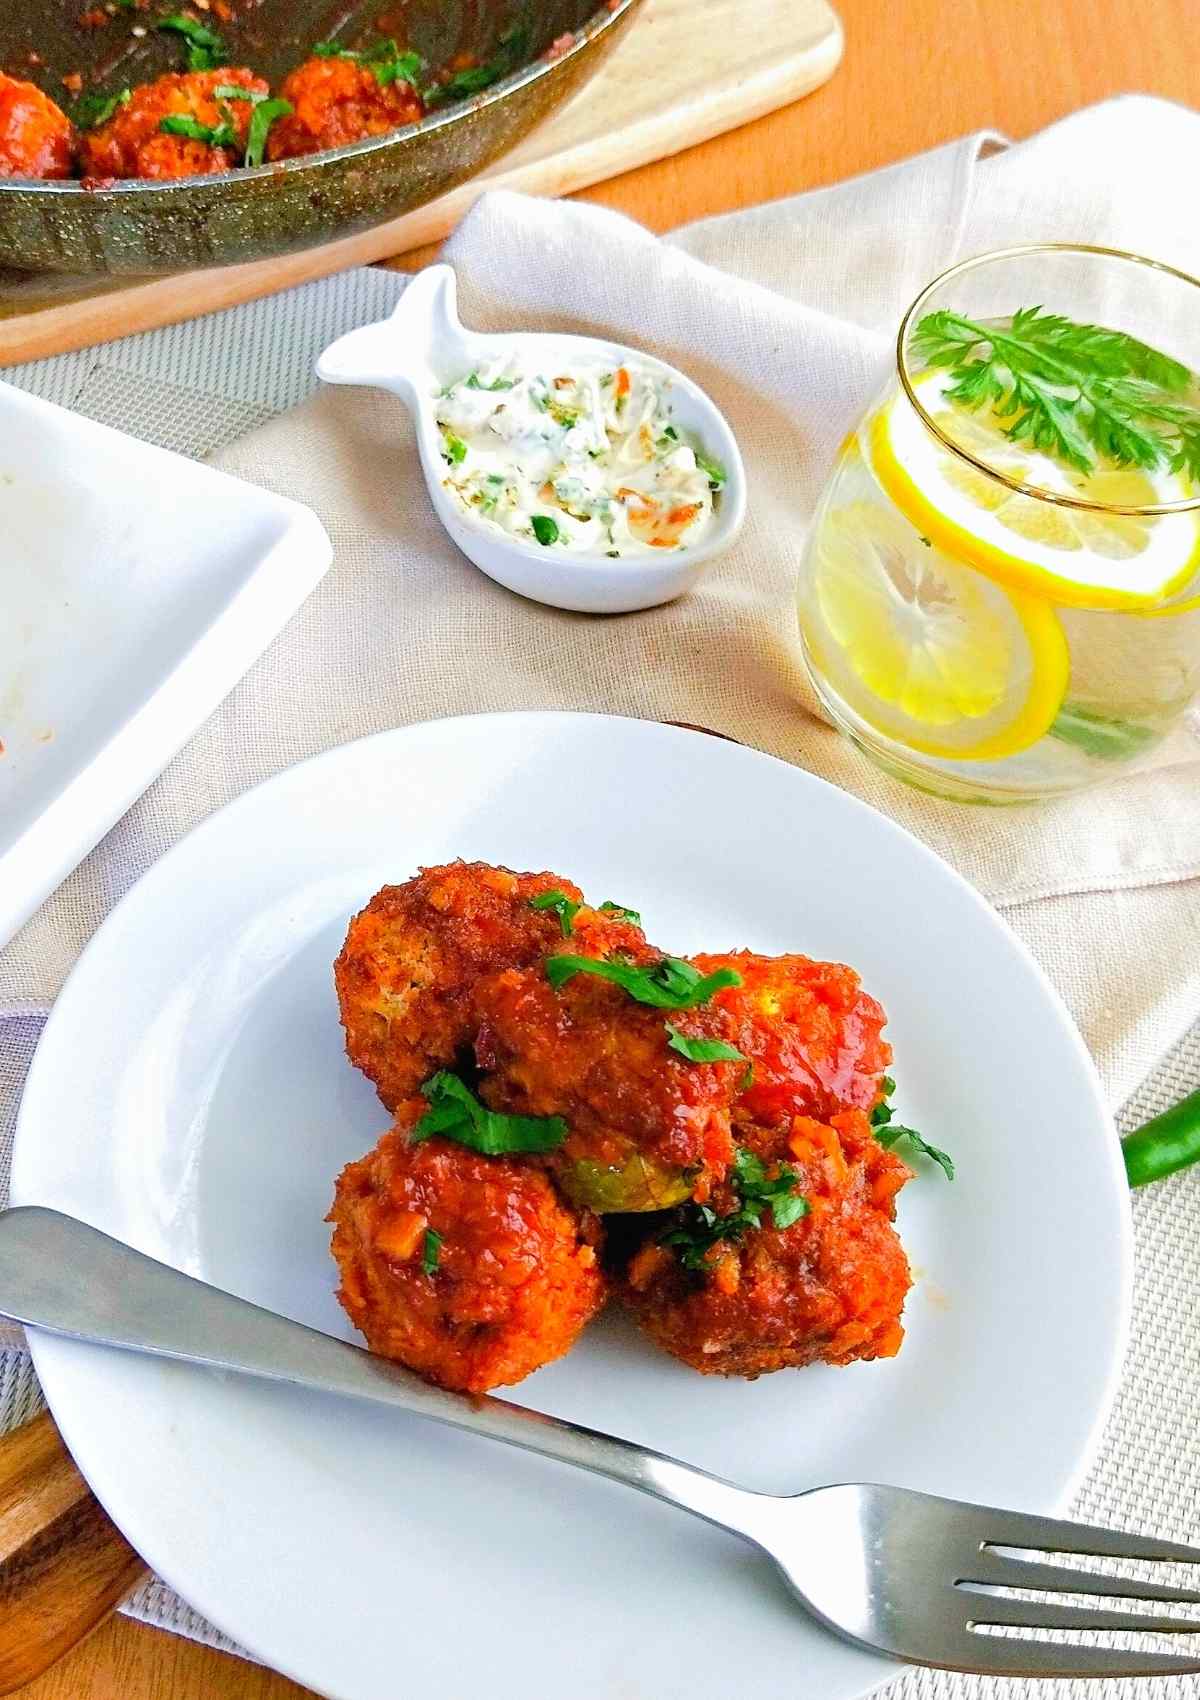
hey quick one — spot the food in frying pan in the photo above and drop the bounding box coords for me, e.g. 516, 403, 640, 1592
329, 1103, 605, 1395
78, 67, 269, 180
264, 52, 425, 162
1, 13, 542, 181
0, 71, 75, 179
330, 862, 952, 1392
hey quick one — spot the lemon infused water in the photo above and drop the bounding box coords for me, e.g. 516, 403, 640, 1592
797, 246, 1200, 802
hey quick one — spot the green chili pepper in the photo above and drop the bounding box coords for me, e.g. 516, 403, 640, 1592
1122, 1087, 1200, 1187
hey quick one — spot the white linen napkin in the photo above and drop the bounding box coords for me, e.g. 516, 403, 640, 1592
0, 96, 1198, 1690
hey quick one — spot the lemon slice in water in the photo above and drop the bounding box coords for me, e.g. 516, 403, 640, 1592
802, 501, 1068, 761
870, 372, 1200, 610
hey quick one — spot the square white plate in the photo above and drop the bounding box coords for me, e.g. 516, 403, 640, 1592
0, 380, 331, 951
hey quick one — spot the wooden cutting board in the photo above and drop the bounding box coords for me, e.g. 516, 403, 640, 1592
0, 0, 841, 365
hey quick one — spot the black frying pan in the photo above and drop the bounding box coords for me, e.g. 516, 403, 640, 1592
0, 0, 638, 274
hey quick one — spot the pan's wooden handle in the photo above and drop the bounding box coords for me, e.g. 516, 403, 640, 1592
0, 1410, 149, 1694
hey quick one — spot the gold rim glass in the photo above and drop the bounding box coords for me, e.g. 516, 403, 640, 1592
896, 243, 1200, 517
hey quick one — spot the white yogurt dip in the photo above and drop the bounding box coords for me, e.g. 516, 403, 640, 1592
433, 355, 724, 556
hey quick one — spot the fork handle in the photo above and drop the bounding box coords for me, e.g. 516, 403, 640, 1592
0, 1208, 772, 1549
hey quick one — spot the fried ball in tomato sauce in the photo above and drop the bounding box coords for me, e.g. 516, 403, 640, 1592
329, 1110, 605, 1392
78, 68, 268, 180
693, 951, 891, 1135
266, 57, 423, 161
334, 862, 648, 1114
474, 963, 737, 1213
0, 74, 74, 179
621, 1109, 911, 1377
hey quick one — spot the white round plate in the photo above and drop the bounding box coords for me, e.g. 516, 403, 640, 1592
12, 713, 1131, 1700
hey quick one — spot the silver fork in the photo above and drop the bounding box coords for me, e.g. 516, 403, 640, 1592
2, 1204, 1198, 1679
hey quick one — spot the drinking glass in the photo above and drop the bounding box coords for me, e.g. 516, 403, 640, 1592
797, 244, 1200, 802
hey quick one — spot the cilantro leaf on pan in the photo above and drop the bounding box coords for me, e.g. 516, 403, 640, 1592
158, 14, 226, 71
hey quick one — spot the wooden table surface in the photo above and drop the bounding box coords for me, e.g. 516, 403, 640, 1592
14, 0, 1196, 1694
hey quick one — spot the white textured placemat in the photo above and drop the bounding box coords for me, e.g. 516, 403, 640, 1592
2, 99, 1200, 1695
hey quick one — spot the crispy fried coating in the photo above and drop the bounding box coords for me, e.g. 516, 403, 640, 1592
474, 965, 737, 1211
0, 73, 75, 179
329, 1107, 605, 1393
266, 57, 423, 161
334, 862, 647, 1114
621, 1109, 912, 1376
692, 951, 892, 1136
78, 68, 267, 180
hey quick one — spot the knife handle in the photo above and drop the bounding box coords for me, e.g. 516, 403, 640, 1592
0, 1410, 148, 1694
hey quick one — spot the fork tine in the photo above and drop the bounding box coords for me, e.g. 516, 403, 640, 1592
979, 1507, 1200, 1565
964, 1549, 1200, 1604
962, 1591, 1200, 1636
943, 1632, 1200, 1679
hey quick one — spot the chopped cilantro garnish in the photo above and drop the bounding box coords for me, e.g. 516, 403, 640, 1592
420, 1228, 442, 1275
545, 954, 740, 1010
695, 450, 727, 489
871, 1077, 954, 1179
313, 38, 424, 88
72, 86, 131, 129
412, 1072, 567, 1155
374, 49, 424, 88
599, 900, 641, 926
531, 514, 560, 546
157, 14, 226, 70
466, 371, 517, 391
876, 1122, 955, 1180
244, 98, 293, 167
869, 1076, 897, 1125
441, 428, 468, 465
529, 889, 580, 937
660, 1145, 809, 1269
159, 112, 238, 147
428, 25, 529, 101
664, 1023, 746, 1065
213, 84, 266, 103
